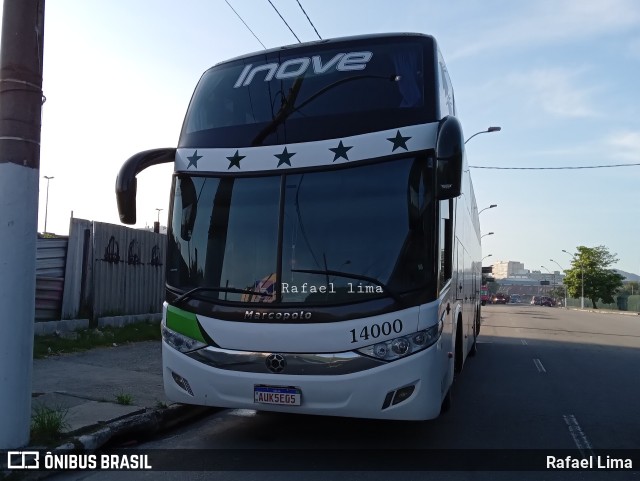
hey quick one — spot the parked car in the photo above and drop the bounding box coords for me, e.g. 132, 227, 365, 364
492, 293, 508, 304
531, 296, 554, 307
509, 294, 521, 304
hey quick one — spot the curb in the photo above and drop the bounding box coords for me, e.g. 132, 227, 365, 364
4, 404, 213, 481
567, 307, 640, 316
73, 403, 212, 450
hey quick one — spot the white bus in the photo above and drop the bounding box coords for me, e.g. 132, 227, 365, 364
116, 33, 482, 420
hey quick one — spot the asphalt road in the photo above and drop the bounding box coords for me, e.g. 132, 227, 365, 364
49, 304, 640, 480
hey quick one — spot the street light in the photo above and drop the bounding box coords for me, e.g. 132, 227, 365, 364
154, 208, 164, 234
43, 175, 54, 234
479, 204, 497, 215
482, 254, 492, 262
464, 126, 502, 144
550, 258, 568, 308
481, 232, 494, 239
562, 249, 584, 309
549, 259, 564, 271
541, 265, 555, 292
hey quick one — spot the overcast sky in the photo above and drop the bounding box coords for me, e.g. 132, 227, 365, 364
1, 0, 639, 274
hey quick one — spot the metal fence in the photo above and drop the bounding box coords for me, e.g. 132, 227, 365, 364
35, 237, 68, 320
59, 218, 166, 322
490, 280, 640, 313
565, 295, 640, 312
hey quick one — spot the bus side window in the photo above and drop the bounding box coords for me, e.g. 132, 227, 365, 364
439, 199, 453, 290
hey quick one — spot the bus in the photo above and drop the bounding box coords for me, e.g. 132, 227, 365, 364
481, 285, 490, 305
116, 33, 482, 420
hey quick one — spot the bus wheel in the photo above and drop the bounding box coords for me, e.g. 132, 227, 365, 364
469, 317, 478, 357
454, 317, 463, 374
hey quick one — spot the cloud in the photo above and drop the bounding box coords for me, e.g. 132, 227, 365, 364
448, 0, 640, 60
507, 67, 599, 118
607, 131, 640, 161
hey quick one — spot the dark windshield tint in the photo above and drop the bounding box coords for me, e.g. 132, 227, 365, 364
167, 157, 436, 306
179, 38, 436, 148
167, 176, 281, 301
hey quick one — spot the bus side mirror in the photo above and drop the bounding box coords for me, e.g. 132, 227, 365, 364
436, 116, 464, 200
116, 148, 176, 224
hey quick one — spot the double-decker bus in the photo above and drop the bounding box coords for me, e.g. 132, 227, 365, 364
116, 33, 482, 420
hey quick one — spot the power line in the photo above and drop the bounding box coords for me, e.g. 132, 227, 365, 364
296, 0, 322, 40
224, 0, 267, 49
267, 0, 301, 43
470, 163, 640, 170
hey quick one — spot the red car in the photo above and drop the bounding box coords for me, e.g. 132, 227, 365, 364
491, 293, 508, 304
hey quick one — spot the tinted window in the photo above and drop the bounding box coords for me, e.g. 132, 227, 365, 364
179, 38, 437, 148
167, 157, 437, 306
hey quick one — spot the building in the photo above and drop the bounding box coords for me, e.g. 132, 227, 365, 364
491, 261, 527, 279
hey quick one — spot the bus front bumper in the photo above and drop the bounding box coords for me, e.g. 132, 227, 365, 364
162, 340, 449, 421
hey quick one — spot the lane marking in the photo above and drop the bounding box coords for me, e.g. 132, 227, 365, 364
563, 414, 594, 457
521, 339, 528, 346
533, 358, 546, 373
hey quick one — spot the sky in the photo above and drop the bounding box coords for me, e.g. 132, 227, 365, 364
1, 0, 639, 275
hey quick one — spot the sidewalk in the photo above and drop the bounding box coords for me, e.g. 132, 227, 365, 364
30, 340, 210, 450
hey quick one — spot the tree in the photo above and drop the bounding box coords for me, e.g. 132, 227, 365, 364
488, 281, 500, 295
563, 246, 624, 309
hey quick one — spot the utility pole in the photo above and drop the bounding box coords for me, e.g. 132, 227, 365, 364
0, 0, 46, 448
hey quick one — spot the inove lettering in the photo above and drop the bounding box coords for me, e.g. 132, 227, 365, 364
234, 51, 373, 88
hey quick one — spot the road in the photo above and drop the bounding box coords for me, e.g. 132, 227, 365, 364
50, 304, 640, 480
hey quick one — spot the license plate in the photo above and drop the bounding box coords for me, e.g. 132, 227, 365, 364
254, 385, 301, 406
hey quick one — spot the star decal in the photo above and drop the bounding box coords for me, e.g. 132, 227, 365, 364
275, 147, 296, 167
387, 130, 411, 152
329, 141, 353, 162
226, 150, 245, 170
187, 150, 202, 169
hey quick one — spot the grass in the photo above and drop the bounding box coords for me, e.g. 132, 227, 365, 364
31, 404, 69, 445
115, 392, 134, 405
33, 321, 161, 358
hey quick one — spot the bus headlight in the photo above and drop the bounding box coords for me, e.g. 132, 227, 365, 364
357, 322, 442, 361
161, 323, 207, 353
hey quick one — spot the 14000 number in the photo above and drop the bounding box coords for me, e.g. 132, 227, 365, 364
350, 320, 403, 344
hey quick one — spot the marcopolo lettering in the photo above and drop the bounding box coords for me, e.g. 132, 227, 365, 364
245, 310, 312, 320
233, 51, 373, 88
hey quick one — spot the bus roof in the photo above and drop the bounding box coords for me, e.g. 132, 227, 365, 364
213, 32, 437, 68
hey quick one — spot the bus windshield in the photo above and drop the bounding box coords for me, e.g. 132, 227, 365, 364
179, 38, 436, 148
167, 156, 436, 306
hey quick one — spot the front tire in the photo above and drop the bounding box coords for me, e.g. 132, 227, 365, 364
469, 312, 479, 357
469, 327, 478, 357
454, 317, 464, 374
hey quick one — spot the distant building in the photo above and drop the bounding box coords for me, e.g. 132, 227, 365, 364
529, 270, 564, 284
142, 224, 167, 235
491, 261, 527, 279
489, 259, 564, 288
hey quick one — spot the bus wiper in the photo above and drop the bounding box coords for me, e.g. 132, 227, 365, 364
251, 74, 399, 147
291, 268, 404, 305
252, 77, 304, 146
173, 286, 273, 305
